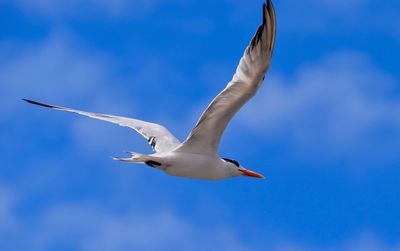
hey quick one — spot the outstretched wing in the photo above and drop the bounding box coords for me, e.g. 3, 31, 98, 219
177, 0, 276, 155
23, 99, 180, 153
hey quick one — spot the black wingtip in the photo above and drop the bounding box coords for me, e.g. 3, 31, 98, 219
250, 0, 276, 51
264, 0, 274, 22
250, 3, 268, 49
22, 98, 56, 109
263, 3, 267, 16
262, 4, 267, 24
267, 0, 275, 14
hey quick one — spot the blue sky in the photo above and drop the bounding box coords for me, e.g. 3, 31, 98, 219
1, 0, 400, 250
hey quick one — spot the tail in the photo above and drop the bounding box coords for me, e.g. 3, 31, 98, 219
112, 151, 150, 163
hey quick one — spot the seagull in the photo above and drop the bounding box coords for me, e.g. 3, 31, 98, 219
23, 0, 276, 180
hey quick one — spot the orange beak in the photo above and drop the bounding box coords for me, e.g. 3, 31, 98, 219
240, 169, 265, 179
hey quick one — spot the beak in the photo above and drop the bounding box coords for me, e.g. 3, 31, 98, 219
240, 169, 265, 179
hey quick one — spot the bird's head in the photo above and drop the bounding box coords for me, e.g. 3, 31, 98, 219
222, 158, 265, 179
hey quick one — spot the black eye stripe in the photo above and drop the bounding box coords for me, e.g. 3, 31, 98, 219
222, 158, 240, 167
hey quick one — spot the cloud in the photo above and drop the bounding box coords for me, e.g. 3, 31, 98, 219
0, 198, 251, 251
0, 185, 16, 230
310, 0, 369, 10
0, 28, 192, 157
1, 0, 191, 20
36, 205, 251, 251
0, 184, 24, 249
0, 34, 140, 169
285, 0, 370, 14
238, 51, 400, 163
226, 0, 399, 39
273, 231, 400, 251
1, 181, 399, 251
282, 0, 400, 39
0, 30, 119, 115
4, 198, 400, 251
340, 232, 400, 251
3, 0, 399, 40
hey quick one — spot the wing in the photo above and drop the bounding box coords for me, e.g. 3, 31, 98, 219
177, 0, 276, 155
23, 99, 180, 153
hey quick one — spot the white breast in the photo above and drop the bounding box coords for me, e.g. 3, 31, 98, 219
159, 151, 229, 180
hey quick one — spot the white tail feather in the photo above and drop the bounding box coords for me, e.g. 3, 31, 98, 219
112, 152, 149, 163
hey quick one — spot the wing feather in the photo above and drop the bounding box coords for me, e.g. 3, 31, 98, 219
177, 0, 276, 155
23, 99, 180, 153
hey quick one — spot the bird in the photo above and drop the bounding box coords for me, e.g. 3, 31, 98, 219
23, 0, 276, 180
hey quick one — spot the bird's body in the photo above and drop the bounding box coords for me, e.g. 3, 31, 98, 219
144, 151, 229, 180
24, 0, 276, 180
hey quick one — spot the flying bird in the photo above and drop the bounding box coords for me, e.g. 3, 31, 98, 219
23, 0, 276, 180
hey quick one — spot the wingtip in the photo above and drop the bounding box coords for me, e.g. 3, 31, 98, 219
268, 0, 275, 14
262, 0, 276, 25
264, 0, 275, 17
251, 1, 274, 49
22, 98, 56, 109
262, 3, 267, 23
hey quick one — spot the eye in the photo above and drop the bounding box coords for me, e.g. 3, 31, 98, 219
222, 158, 240, 167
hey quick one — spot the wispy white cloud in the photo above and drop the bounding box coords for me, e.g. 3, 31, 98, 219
309, 0, 369, 10
0, 185, 16, 230
284, 0, 400, 39
1, 0, 191, 20
0, 29, 192, 156
0, 30, 119, 114
0, 184, 252, 251
2, 181, 399, 251
2, 181, 400, 251
284, 0, 370, 15
237, 51, 400, 162
0, 184, 24, 249
29, 204, 252, 251
226, 0, 399, 39
0, 30, 152, 160
273, 231, 400, 251
339, 231, 400, 251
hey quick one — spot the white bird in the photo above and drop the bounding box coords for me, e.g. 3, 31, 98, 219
23, 0, 276, 180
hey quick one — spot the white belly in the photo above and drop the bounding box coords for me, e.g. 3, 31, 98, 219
155, 152, 227, 180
